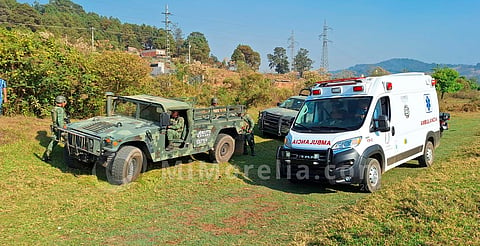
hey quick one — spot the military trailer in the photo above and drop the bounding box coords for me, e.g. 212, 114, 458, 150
60, 93, 246, 185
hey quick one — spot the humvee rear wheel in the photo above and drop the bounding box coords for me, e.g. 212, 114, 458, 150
210, 134, 235, 163
108, 146, 144, 185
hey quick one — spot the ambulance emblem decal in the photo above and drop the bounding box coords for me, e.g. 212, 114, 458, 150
424, 94, 432, 113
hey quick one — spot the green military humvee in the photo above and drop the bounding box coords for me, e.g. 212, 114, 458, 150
60, 93, 246, 185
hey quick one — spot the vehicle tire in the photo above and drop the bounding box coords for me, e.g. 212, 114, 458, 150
418, 141, 434, 167
210, 133, 235, 163
108, 146, 144, 185
64, 147, 81, 169
362, 158, 381, 193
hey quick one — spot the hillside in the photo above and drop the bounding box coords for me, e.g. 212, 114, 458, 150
336, 58, 480, 80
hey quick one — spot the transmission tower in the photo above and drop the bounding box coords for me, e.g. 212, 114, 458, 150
287, 30, 298, 71
162, 5, 172, 59
319, 20, 332, 72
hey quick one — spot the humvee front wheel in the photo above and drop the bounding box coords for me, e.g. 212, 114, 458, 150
210, 134, 235, 163
108, 146, 144, 185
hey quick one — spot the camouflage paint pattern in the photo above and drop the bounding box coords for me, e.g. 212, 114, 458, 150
60, 95, 245, 166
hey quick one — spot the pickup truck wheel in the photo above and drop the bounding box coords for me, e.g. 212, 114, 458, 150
418, 141, 434, 167
210, 134, 235, 163
108, 146, 144, 185
362, 158, 381, 193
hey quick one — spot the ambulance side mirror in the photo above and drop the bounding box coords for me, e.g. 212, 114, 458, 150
373, 115, 390, 132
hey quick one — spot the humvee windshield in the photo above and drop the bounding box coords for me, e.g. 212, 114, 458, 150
114, 99, 164, 121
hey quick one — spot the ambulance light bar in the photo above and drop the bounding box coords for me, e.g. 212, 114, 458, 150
315, 77, 365, 87
312, 88, 321, 95
353, 86, 364, 92
386, 82, 393, 91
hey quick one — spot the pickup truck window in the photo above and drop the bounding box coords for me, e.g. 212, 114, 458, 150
279, 98, 305, 111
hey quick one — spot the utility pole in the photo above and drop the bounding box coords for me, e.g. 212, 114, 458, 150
90, 27, 95, 51
319, 20, 332, 72
162, 5, 172, 59
287, 30, 298, 71
188, 41, 191, 64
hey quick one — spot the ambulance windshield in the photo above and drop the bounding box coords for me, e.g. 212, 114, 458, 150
292, 97, 372, 133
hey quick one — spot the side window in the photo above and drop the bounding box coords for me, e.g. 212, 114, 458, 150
371, 96, 391, 131
373, 96, 391, 120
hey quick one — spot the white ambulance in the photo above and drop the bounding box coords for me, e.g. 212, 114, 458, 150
276, 73, 443, 192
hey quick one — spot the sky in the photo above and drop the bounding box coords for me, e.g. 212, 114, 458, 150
17, 0, 480, 73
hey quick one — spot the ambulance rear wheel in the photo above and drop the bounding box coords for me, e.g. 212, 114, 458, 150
210, 134, 235, 163
362, 158, 381, 193
419, 141, 434, 167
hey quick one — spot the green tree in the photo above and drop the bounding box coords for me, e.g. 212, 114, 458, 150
334, 70, 356, 79
184, 32, 210, 63
293, 48, 313, 77
432, 67, 461, 99
231, 44, 260, 71
237, 73, 272, 107
172, 23, 184, 58
267, 47, 289, 74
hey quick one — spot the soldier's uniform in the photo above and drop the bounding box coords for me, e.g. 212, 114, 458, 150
42, 96, 67, 161
167, 114, 184, 140
241, 113, 255, 156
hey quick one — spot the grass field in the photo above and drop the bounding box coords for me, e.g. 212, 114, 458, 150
0, 111, 478, 245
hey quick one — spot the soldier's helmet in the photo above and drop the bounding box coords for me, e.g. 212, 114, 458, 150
55, 95, 66, 104
211, 98, 218, 105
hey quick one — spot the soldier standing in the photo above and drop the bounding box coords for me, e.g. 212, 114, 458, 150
0, 77, 7, 116
241, 113, 255, 156
42, 95, 68, 162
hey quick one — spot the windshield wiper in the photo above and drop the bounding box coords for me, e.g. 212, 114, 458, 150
312, 126, 349, 130
293, 122, 311, 130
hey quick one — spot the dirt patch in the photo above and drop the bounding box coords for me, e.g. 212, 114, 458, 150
200, 201, 280, 236
0, 116, 51, 146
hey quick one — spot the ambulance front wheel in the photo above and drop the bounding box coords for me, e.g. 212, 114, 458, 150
362, 158, 381, 193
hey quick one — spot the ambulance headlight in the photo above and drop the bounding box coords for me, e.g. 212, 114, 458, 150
284, 135, 293, 149
332, 137, 362, 150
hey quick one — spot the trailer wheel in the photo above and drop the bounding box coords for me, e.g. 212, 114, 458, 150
108, 146, 144, 185
210, 134, 235, 163
418, 141, 434, 167
362, 158, 381, 193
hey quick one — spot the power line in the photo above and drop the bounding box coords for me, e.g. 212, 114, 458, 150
162, 4, 172, 59
319, 20, 332, 72
287, 30, 298, 71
